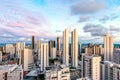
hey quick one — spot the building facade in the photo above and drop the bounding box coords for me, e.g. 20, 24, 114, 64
63, 29, 69, 66
38, 43, 49, 71
45, 65, 70, 80
71, 29, 78, 68
100, 61, 120, 80
0, 64, 23, 80
81, 54, 101, 80
104, 33, 113, 61
21, 48, 34, 71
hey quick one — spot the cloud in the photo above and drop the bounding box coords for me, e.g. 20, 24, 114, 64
110, 15, 119, 20
99, 14, 119, 22
71, 0, 106, 14
79, 15, 90, 22
0, 34, 14, 38
56, 30, 62, 32
0, 0, 51, 38
83, 23, 108, 36
99, 16, 109, 22
109, 25, 120, 32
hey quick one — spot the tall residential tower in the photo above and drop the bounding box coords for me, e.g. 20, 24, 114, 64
104, 33, 113, 61
63, 29, 69, 66
71, 29, 78, 67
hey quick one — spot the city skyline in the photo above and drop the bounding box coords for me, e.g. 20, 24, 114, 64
0, 0, 120, 43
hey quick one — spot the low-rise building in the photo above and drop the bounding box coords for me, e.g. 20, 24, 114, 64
0, 64, 23, 80
45, 65, 70, 80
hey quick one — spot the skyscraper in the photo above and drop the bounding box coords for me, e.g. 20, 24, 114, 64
37, 40, 42, 60
63, 29, 69, 66
21, 48, 34, 71
78, 42, 82, 55
0, 51, 2, 62
48, 40, 55, 58
38, 43, 49, 71
101, 61, 120, 80
16, 42, 25, 64
104, 33, 113, 61
113, 48, 120, 64
71, 29, 78, 67
5, 44, 15, 54
81, 54, 101, 80
57, 37, 61, 57
32, 36, 35, 49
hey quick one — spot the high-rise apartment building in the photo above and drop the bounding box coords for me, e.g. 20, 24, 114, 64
38, 43, 49, 71
37, 40, 42, 60
113, 48, 120, 64
51, 47, 56, 59
0, 51, 2, 62
21, 48, 34, 71
49, 40, 55, 58
63, 29, 69, 66
85, 44, 103, 56
100, 61, 120, 80
16, 42, 25, 64
57, 37, 61, 57
5, 44, 15, 54
78, 42, 82, 55
104, 33, 113, 61
32, 36, 35, 49
81, 54, 101, 80
71, 29, 78, 68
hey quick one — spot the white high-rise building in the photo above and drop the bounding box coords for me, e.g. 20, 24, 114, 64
63, 29, 69, 66
0, 51, 2, 62
16, 42, 25, 64
45, 65, 70, 80
104, 33, 113, 61
101, 61, 120, 80
38, 43, 49, 71
21, 48, 34, 71
81, 54, 101, 80
0, 64, 23, 80
113, 48, 120, 64
71, 29, 78, 68
37, 40, 42, 60
6, 44, 15, 54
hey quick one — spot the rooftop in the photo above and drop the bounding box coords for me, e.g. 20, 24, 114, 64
0, 64, 23, 72
46, 64, 69, 71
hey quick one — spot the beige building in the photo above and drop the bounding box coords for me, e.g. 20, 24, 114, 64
104, 33, 113, 61
45, 65, 70, 80
81, 54, 101, 80
21, 48, 34, 71
38, 43, 49, 71
85, 44, 103, 56
16, 42, 25, 64
101, 61, 120, 80
0, 64, 23, 80
63, 29, 69, 66
51, 47, 56, 59
57, 37, 61, 57
71, 29, 78, 68
37, 40, 42, 60
5, 44, 15, 54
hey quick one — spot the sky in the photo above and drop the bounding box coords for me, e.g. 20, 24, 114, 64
0, 0, 120, 43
